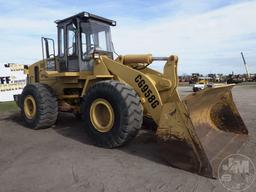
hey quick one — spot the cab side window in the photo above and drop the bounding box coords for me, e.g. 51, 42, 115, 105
67, 24, 76, 56
59, 28, 64, 57
81, 32, 87, 59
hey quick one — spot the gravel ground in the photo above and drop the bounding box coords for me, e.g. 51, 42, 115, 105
0, 85, 255, 192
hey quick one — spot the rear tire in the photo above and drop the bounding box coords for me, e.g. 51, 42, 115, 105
81, 80, 143, 148
21, 83, 58, 129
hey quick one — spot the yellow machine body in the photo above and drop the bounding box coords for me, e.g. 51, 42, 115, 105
24, 53, 248, 178
17, 12, 248, 178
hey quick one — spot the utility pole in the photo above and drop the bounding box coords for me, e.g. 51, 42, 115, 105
241, 52, 250, 78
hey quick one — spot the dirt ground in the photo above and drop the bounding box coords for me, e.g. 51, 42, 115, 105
0, 85, 255, 192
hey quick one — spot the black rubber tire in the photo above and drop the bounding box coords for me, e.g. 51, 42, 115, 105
81, 80, 143, 148
21, 83, 58, 129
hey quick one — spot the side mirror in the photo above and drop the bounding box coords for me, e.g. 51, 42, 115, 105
41, 37, 56, 59
44, 39, 50, 58
41, 37, 56, 71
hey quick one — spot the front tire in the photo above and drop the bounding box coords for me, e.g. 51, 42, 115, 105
21, 83, 58, 129
82, 80, 143, 148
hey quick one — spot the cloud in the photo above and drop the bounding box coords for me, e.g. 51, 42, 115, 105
0, 0, 255, 75
112, 0, 256, 74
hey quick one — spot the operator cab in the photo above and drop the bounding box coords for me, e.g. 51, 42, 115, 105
42, 12, 116, 72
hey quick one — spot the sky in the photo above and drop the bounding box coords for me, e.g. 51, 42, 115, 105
0, 0, 255, 75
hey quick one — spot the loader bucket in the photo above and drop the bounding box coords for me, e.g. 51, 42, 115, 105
156, 85, 248, 178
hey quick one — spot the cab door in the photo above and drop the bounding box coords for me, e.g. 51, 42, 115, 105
57, 22, 79, 72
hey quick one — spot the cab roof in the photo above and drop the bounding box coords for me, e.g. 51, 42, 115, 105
55, 12, 116, 26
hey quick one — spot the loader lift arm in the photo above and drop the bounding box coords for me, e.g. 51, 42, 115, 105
101, 55, 213, 176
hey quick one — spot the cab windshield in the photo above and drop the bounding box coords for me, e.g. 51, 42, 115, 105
80, 21, 113, 60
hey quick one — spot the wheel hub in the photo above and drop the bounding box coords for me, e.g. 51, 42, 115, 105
24, 95, 36, 119
90, 98, 115, 132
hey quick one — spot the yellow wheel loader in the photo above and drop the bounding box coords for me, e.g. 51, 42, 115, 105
14, 12, 248, 178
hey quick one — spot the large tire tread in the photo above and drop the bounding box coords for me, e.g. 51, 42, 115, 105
21, 83, 58, 129
82, 80, 143, 148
